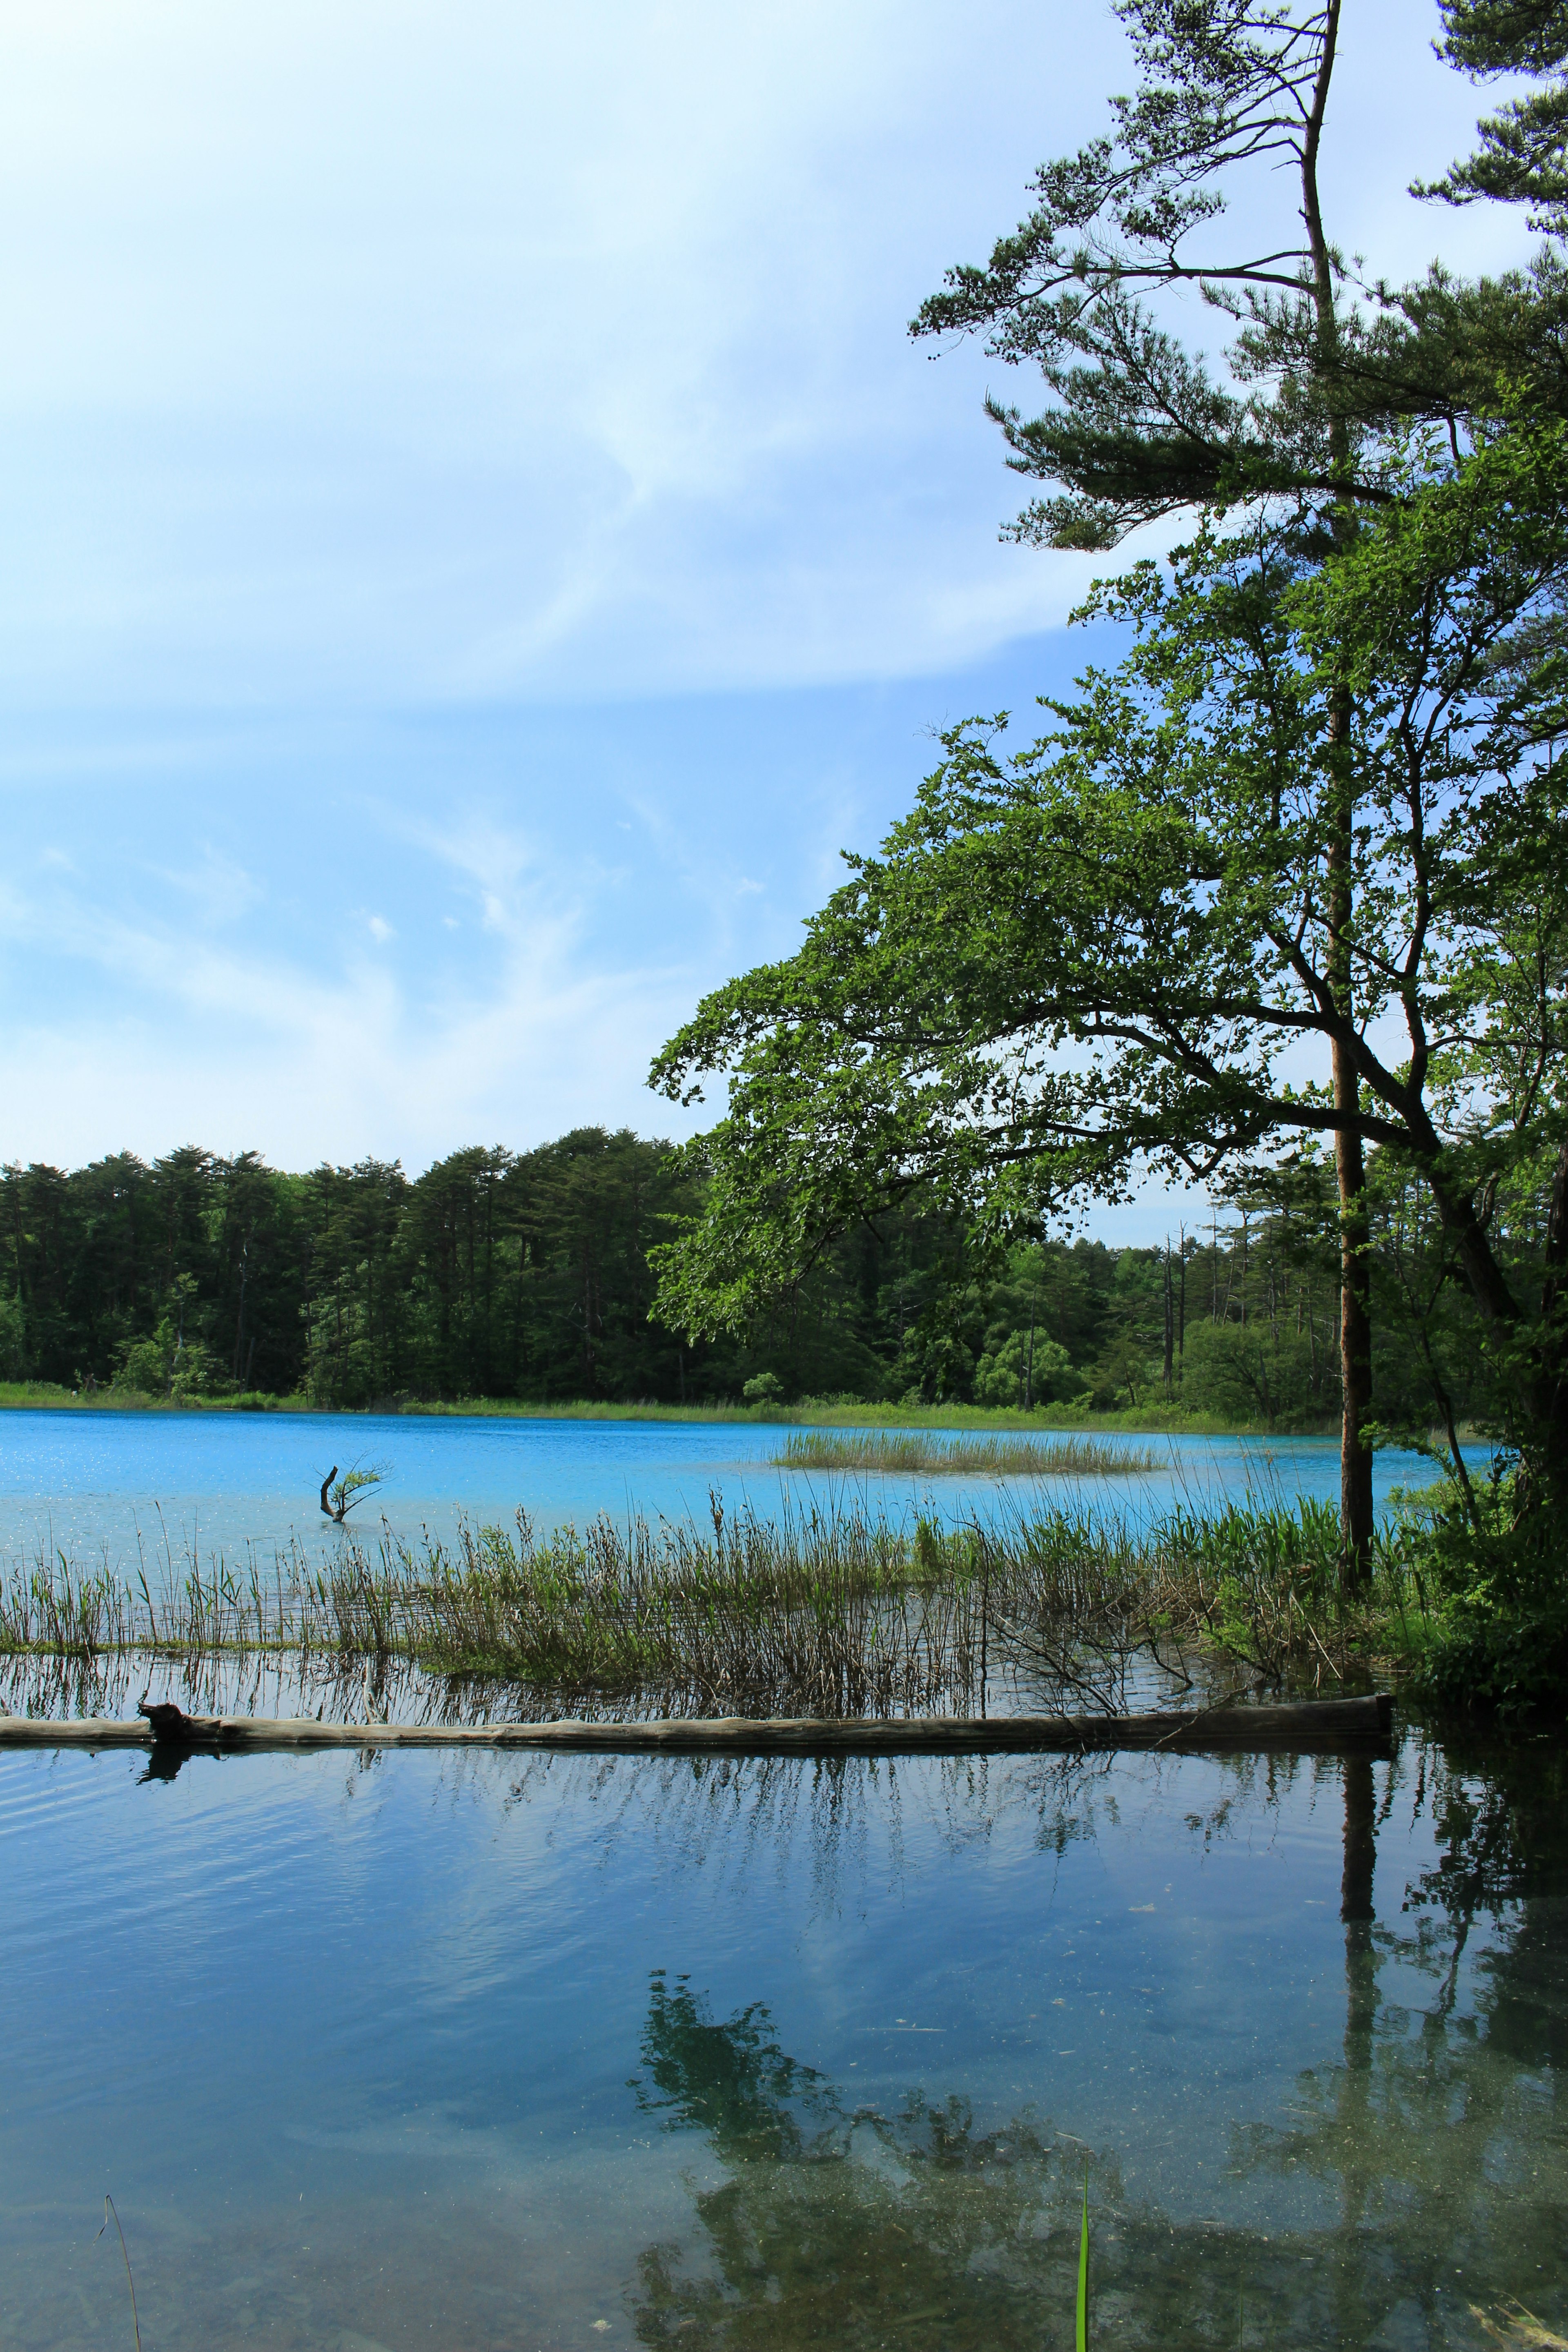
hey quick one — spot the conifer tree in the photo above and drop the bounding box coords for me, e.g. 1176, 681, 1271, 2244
899, 0, 1523, 1566
1417, 0, 1568, 232
915, 0, 1388, 1565
651, 0, 1568, 1578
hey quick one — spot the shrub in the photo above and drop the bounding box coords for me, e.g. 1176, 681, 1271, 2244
972, 1330, 1076, 1408
1408, 1466, 1568, 1716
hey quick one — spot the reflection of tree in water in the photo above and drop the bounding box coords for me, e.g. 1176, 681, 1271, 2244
501, 1743, 1281, 1913
1224, 1737, 1568, 2346
629, 1971, 1109, 2352
625, 1740, 1568, 2351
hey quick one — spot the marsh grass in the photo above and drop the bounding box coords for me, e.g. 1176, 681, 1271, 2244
0, 1488, 1430, 1720
775, 1430, 1163, 1477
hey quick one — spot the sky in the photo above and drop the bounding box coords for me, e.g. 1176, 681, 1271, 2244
0, 0, 1538, 1235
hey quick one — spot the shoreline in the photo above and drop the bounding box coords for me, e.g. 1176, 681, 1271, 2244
0, 1381, 1338, 1441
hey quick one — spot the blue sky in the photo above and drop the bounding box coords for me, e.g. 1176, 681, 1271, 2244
0, 0, 1534, 1233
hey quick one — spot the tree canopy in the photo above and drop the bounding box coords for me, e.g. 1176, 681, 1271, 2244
650, 422, 1568, 1496
645, 0, 1568, 1578
1417, 0, 1568, 231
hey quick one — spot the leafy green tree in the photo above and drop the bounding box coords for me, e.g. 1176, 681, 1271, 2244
897, 0, 1568, 1556
1180, 1316, 1317, 1428
973, 1327, 1076, 1408
650, 425, 1568, 1562
116, 1274, 218, 1401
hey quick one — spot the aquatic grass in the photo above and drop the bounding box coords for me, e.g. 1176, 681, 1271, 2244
0, 1496, 987, 1717
392, 1494, 993, 1715
96, 2196, 141, 2352
0, 1486, 1432, 1720
773, 1430, 1163, 1477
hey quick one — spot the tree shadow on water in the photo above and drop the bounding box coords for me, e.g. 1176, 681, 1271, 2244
625, 1976, 1318, 2352
624, 1740, 1568, 2351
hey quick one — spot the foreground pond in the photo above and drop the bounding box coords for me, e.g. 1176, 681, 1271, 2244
2, 1727, 1562, 2349
0, 1407, 1447, 1576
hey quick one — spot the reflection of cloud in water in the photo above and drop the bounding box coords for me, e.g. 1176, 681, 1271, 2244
0, 1729, 1561, 2349
489, 1742, 1310, 1918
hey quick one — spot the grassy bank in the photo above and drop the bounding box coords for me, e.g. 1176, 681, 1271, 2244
0, 1380, 1317, 1439
0, 1381, 303, 1413
0, 1491, 1434, 1720
392, 1395, 1311, 1435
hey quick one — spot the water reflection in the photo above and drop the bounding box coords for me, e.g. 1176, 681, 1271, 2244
619, 1741, 1567, 2350
0, 1733, 1561, 2351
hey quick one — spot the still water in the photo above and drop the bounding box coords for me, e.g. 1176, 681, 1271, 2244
1, 1728, 1563, 2350
0, 1409, 1448, 1577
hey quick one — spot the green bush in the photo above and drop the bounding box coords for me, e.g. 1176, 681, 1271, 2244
1408, 1467, 1568, 1715
115, 1315, 218, 1403
1178, 1318, 1322, 1430
972, 1330, 1076, 1407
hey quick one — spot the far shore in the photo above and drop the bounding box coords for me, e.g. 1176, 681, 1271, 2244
0, 1379, 1345, 1441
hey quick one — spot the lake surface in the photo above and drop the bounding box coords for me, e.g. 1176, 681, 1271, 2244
1, 1725, 1562, 2350
0, 1408, 1450, 1581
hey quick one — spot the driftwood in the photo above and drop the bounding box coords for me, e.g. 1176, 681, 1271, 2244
0, 1693, 1394, 1757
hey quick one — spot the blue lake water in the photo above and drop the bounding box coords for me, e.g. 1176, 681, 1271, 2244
0, 1408, 1450, 1581
1, 1728, 1562, 2350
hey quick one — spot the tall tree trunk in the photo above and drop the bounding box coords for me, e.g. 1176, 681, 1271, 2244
1531, 1133, 1568, 1495
1302, 0, 1373, 1583
1177, 1231, 1185, 1387
1334, 1041, 1375, 1581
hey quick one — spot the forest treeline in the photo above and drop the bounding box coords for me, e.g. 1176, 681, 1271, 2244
0, 1132, 1510, 1432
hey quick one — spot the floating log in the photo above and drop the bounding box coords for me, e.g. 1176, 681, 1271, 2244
0, 1694, 1394, 1757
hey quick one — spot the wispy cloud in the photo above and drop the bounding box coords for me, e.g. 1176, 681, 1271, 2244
0, 847, 706, 1168
0, 0, 1523, 713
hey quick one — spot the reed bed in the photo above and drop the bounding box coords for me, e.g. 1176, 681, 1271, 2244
0, 1489, 1425, 1720
774, 1429, 1162, 1477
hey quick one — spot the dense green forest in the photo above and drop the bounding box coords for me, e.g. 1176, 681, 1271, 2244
0, 1133, 1509, 1433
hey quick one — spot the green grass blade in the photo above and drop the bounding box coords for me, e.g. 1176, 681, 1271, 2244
1077, 2165, 1089, 2352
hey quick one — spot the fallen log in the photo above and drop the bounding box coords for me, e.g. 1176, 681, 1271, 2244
0, 1693, 1394, 1756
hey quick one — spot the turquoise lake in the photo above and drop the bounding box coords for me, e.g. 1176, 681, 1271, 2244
6, 1404, 1561, 2349
0, 1407, 1452, 1581
1, 1727, 1562, 2350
